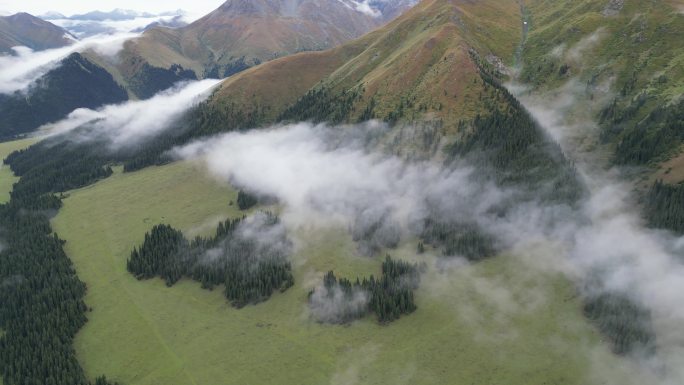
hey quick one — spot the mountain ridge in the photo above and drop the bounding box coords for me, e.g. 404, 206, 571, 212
0, 12, 75, 53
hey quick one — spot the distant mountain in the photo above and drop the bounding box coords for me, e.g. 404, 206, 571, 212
42, 9, 188, 38
132, 15, 188, 33
0, 53, 128, 139
0, 13, 75, 54
369, 0, 418, 21
120, 0, 386, 80
39, 11, 67, 20
109, 0, 416, 87
69, 9, 156, 22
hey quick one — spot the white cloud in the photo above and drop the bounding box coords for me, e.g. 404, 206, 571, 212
41, 79, 220, 148
174, 95, 684, 382
175, 121, 507, 231
0, 1, 221, 21
50, 15, 181, 37
0, 32, 137, 94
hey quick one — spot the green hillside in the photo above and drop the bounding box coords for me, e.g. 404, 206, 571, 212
522, 0, 684, 171
519, 0, 684, 234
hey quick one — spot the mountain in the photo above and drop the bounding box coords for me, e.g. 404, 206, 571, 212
118, 0, 385, 80
0, 53, 128, 139
111, 0, 418, 87
132, 15, 188, 33
39, 11, 67, 20
520, 0, 684, 178
124, 0, 583, 201
196, 0, 522, 135
516, 0, 684, 235
0, 13, 75, 54
69, 9, 156, 21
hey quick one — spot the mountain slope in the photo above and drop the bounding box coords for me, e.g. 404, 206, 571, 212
520, 0, 684, 171
0, 13, 75, 54
120, 0, 385, 80
518, 0, 684, 234
198, 0, 522, 135
0, 53, 128, 139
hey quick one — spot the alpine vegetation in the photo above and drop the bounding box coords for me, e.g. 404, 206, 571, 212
127, 212, 294, 307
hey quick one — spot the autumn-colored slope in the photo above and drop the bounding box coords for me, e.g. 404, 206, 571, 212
204, 0, 523, 129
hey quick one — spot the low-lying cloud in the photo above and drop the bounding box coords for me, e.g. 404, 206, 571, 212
176, 121, 508, 235
41, 79, 220, 149
49, 13, 188, 38
174, 90, 684, 382
510, 77, 684, 384
0, 32, 137, 94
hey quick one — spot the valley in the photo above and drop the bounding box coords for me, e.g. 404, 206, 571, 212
1, 0, 683, 384
51, 158, 637, 385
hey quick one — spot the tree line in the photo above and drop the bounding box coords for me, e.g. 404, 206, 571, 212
451, 52, 585, 206
645, 180, 684, 234
421, 221, 497, 261
0, 141, 119, 384
127, 213, 294, 308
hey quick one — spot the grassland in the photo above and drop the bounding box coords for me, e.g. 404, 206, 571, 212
0, 137, 39, 203
51, 159, 643, 385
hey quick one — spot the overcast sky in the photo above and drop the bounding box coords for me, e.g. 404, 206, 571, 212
0, 0, 223, 18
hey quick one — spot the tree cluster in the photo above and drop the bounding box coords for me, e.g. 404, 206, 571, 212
309, 256, 423, 324
645, 180, 684, 234
583, 293, 656, 356
127, 213, 294, 308
127, 61, 197, 100
421, 220, 496, 261
236, 190, 258, 210
612, 98, 684, 165
279, 86, 362, 124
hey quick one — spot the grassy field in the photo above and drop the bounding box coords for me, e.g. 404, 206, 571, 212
52, 160, 643, 385
0, 138, 39, 203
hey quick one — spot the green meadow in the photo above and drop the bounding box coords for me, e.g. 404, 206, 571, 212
0, 138, 39, 203
51, 160, 641, 385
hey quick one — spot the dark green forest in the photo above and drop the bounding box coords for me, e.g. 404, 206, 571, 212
421, 221, 497, 261
127, 213, 294, 308
0, 140, 119, 384
236, 189, 258, 211
127, 62, 197, 100
603, 96, 684, 166
583, 293, 655, 356
0, 53, 128, 139
645, 180, 684, 234
452, 52, 585, 206
309, 256, 423, 324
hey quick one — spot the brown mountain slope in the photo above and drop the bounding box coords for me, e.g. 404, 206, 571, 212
0, 13, 75, 54
201, 0, 522, 132
121, 0, 386, 80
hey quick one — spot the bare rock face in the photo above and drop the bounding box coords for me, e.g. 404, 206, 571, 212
485, 54, 508, 76
602, 0, 624, 17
